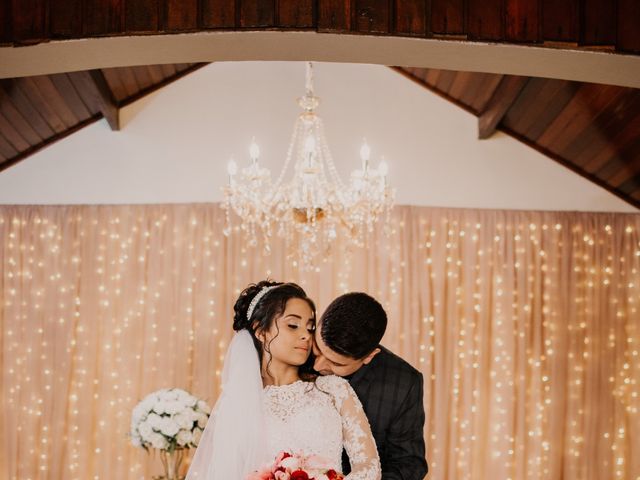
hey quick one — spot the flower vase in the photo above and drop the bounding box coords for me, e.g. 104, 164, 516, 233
156, 448, 186, 480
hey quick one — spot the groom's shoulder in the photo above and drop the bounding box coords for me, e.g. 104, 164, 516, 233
374, 346, 422, 380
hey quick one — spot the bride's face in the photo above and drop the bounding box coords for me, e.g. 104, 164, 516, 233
260, 298, 315, 367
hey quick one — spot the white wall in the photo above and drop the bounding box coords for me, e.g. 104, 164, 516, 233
0, 61, 635, 212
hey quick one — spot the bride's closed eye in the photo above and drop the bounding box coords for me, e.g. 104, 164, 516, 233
287, 324, 315, 333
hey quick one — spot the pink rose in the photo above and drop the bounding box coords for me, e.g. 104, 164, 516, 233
280, 456, 300, 471
274, 471, 290, 480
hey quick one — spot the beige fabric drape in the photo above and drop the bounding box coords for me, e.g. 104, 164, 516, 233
1, 204, 638, 480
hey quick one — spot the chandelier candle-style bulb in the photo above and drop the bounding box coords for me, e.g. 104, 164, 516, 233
360, 140, 371, 173
304, 135, 316, 154
304, 135, 316, 169
378, 159, 388, 177
222, 62, 395, 269
249, 138, 260, 162
378, 160, 389, 188
227, 159, 238, 184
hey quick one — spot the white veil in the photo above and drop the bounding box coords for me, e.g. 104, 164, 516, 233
186, 330, 268, 479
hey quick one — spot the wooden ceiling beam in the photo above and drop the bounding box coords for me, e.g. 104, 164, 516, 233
0, 63, 207, 172
478, 76, 529, 139
4, 0, 640, 56
89, 70, 120, 131
68, 70, 120, 131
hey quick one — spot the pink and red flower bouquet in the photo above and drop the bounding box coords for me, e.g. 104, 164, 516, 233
246, 451, 345, 480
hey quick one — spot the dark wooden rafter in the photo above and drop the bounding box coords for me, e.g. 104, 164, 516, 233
90, 69, 119, 130
117, 63, 206, 108
478, 75, 529, 139
2, 0, 640, 54
0, 62, 638, 210
391, 66, 475, 114
0, 116, 100, 173
393, 67, 640, 209
0, 63, 206, 173
67, 70, 120, 131
502, 124, 640, 209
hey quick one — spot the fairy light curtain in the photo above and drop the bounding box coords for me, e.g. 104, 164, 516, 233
0, 204, 638, 480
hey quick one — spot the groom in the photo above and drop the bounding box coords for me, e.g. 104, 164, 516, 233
313, 292, 428, 479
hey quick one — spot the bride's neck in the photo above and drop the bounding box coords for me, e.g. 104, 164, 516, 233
261, 359, 301, 387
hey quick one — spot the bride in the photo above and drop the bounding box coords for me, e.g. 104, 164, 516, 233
186, 280, 381, 480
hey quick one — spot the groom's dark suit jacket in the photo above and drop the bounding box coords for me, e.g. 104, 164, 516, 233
343, 346, 428, 480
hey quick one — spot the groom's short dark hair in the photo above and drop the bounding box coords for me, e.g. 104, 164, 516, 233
320, 292, 387, 359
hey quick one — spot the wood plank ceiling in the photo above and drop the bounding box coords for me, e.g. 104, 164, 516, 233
0, 63, 205, 172
3, 0, 640, 54
0, 63, 638, 209
395, 68, 640, 207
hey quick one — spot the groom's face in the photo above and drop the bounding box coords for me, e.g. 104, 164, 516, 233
312, 320, 368, 377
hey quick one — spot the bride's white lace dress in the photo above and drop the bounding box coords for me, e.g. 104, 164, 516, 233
263, 375, 381, 480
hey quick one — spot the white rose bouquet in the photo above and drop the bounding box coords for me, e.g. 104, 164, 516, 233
130, 388, 211, 452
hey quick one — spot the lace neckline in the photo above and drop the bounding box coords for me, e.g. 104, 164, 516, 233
263, 379, 308, 391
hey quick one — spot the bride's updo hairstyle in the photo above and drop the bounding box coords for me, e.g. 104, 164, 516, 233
233, 280, 317, 378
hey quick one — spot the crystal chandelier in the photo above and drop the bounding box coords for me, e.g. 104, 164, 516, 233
222, 62, 394, 269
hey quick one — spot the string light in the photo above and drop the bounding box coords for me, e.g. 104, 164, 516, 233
1, 206, 638, 479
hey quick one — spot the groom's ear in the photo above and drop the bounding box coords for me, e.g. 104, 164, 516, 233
362, 348, 381, 365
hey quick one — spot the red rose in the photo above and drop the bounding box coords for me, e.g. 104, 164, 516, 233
290, 470, 309, 480
325, 470, 340, 480
275, 451, 292, 464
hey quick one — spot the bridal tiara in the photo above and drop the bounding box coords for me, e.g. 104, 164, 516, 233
246, 285, 279, 321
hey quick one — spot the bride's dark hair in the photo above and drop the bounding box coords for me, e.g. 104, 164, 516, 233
233, 280, 317, 380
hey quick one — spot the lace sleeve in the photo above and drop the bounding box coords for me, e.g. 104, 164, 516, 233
322, 376, 381, 480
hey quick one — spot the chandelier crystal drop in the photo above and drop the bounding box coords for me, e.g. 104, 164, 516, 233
222, 62, 395, 269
